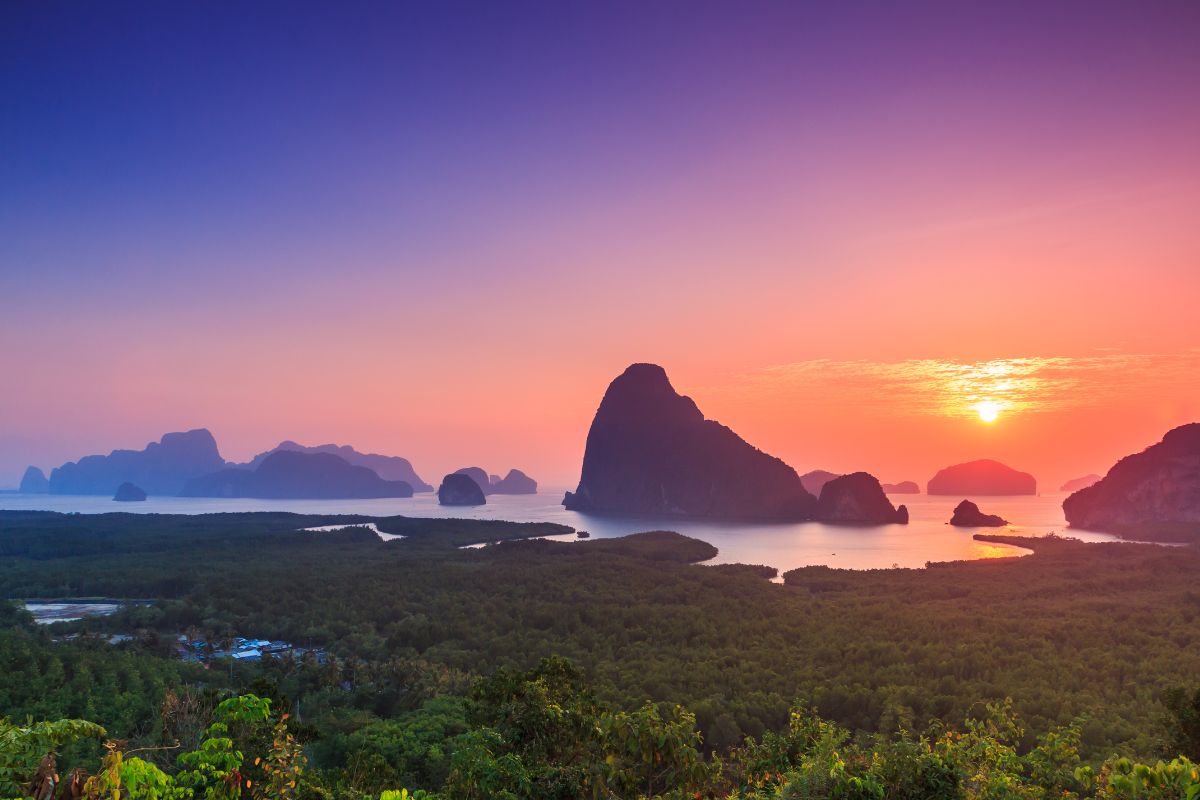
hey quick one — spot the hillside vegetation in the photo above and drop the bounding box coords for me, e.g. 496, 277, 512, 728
1, 511, 1198, 796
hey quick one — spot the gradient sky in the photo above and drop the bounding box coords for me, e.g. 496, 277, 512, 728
2, 0, 1199, 490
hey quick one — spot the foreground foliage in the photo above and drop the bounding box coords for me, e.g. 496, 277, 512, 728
3, 663, 1200, 799
2, 511, 1200, 791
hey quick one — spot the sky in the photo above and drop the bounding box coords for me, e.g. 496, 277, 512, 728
2, 0, 1199, 490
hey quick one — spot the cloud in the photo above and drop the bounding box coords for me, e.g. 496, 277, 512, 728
717, 353, 1200, 420
888, 180, 1179, 242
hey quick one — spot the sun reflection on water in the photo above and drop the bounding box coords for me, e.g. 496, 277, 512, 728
971, 542, 1030, 560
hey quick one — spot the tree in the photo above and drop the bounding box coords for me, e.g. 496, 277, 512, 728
0, 718, 105, 797
1162, 687, 1200, 762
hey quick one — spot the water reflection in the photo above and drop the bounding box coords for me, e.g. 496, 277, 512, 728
2, 490, 1126, 573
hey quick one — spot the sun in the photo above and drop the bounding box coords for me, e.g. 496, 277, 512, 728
975, 400, 1001, 423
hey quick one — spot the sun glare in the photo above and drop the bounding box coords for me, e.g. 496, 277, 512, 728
976, 400, 1001, 423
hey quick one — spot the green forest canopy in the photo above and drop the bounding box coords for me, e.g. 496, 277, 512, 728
1, 510, 1198, 796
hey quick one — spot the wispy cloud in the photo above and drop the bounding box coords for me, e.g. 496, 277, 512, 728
889, 180, 1178, 241
717, 353, 1200, 420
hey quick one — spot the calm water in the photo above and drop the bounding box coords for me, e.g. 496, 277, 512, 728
0, 489, 1130, 573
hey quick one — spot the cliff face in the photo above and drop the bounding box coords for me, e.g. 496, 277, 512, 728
927, 459, 1036, 496
815, 472, 908, 524
19, 466, 49, 493
181, 451, 414, 499
1063, 423, 1200, 535
563, 364, 816, 520
244, 441, 433, 492
438, 473, 486, 506
49, 429, 226, 496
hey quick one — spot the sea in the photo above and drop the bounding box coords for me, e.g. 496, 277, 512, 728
0, 490, 1134, 574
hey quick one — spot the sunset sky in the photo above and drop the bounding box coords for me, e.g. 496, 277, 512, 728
3, 1, 1199, 490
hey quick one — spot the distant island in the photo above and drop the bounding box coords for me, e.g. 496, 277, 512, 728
18, 466, 49, 493
804, 471, 919, 500
949, 500, 1008, 527
452, 467, 538, 495
927, 459, 1036, 496
1063, 423, 1200, 541
438, 473, 486, 506
453, 467, 492, 494
48, 429, 227, 496
1059, 474, 1101, 493
28, 431, 434, 500
241, 440, 433, 492
491, 469, 538, 494
563, 363, 817, 520
815, 473, 908, 524
113, 481, 147, 502
180, 451, 414, 499
800, 470, 841, 496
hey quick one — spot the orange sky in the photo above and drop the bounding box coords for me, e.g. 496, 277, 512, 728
4, 158, 1199, 488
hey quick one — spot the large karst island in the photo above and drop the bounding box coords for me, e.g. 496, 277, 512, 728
926, 459, 1037, 496
563, 363, 907, 524
564, 363, 818, 519
47, 428, 227, 496
1063, 422, 1200, 541
240, 440, 434, 492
